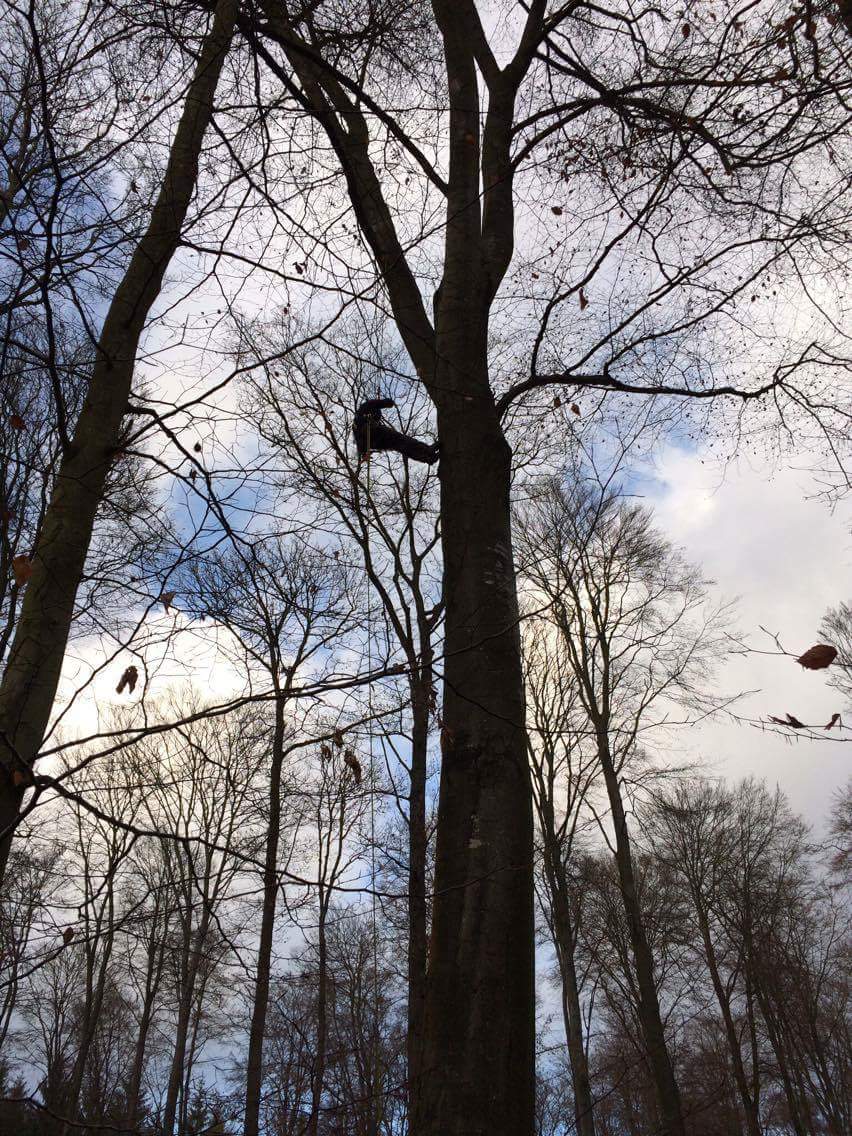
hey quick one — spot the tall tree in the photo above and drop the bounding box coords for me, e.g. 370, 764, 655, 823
0, 0, 240, 881
236, 7, 851, 1131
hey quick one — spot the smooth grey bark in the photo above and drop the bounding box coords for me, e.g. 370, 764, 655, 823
0, 0, 239, 883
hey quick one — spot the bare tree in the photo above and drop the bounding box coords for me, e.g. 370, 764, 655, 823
243, 324, 442, 1108
0, 0, 240, 880
185, 536, 355, 1136
525, 627, 599, 1136
519, 477, 731, 1134
233, 9, 852, 1129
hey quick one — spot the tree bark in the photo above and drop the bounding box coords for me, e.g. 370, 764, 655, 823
251, 4, 543, 1128
161, 902, 211, 1136
597, 741, 686, 1136
413, 402, 534, 1136
244, 694, 287, 1136
306, 901, 329, 1136
0, 0, 239, 884
693, 904, 761, 1136
406, 682, 429, 1113
542, 846, 596, 1136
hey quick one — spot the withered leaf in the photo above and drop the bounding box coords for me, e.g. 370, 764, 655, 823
159, 590, 176, 612
768, 713, 806, 729
796, 644, 837, 670
824, 713, 842, 730
63, 927, 75, 945
551, 206, 563, 216
571, 403, 581, 416
333, 729, 344, 749
579, 288, 588, 310
116, 665, 139, 695
343, 748, 362, 785
9, 413, 25, 431
12, 555, 32, 586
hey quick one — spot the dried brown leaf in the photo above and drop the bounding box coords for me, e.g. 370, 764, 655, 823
796, 644, 837, 670
12, 555, 32, 586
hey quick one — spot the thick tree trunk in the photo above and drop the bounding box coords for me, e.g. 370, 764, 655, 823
0, 0, 238, 885
244, 695, 287, 1136
598, 744, 686, 1136
413, 398, 534, 1136
252, 7, 540, 1130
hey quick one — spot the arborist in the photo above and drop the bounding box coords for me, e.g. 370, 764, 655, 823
353, 398, 439, 464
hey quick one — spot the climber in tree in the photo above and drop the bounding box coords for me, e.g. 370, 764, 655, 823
353, 397, 439, 464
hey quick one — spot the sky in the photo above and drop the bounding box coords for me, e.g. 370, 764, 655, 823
649, 443, 851, 831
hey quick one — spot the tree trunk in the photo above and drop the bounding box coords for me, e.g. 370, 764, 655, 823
406, 682, 429, 1115
162, 903, 210, 1136
546, 864, 596, 1136
125, 945, 164, 1130
251, 6, 539, 1129
306, 902, 329, 1136
0, 0, 238, 885
244, 694, 287, 1136
753, 978, 810, 1136
694, 907, 761, 1136
413, 399, 534, 1136
598, 743, 686, 1136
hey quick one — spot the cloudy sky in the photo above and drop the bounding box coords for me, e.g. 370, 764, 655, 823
650, 444, 851, 831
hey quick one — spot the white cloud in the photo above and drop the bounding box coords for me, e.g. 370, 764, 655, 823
649, 445, 852, 831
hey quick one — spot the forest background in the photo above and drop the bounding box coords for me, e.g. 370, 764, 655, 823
0, 3, 850, 1135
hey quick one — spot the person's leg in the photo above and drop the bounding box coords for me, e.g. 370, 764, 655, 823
371, 424, 439, 464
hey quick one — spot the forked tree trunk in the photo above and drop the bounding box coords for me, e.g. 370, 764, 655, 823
0, 0, 239, 884
250, 4, 542, 1129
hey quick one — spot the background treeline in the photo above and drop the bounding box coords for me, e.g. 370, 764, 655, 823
0, 743, 848, 1135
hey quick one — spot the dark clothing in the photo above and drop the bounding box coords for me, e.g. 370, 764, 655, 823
353, 399, 439, 464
